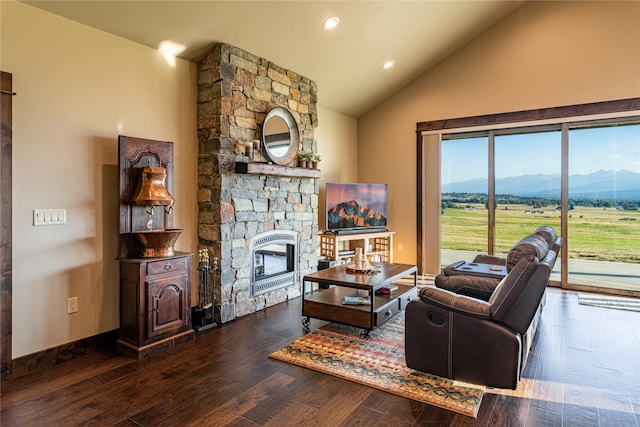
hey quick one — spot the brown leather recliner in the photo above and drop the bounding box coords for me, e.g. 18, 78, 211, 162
405, 245, 557, 389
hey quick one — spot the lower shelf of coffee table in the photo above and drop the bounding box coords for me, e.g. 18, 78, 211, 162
302, 284, 417, 330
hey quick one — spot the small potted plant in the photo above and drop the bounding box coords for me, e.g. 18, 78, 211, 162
311, 154, 321, 169
298, 152, 312, 168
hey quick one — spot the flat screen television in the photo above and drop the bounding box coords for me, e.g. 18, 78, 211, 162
326, 182, 388, 234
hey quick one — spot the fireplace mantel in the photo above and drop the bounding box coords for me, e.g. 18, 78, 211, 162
235, 162, 321, 179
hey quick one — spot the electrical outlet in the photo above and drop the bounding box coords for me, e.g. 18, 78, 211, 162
398, 243, 404, 251
67, 297, 78, 314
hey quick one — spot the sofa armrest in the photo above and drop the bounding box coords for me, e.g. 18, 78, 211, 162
552, 236, 563, 253
434, 273, 500, 301
418, 287, 491, 320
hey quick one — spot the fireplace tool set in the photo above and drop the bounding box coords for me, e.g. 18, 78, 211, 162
192, 249, 218, 332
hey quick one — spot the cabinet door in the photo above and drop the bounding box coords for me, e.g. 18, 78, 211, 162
146, 274, 188, 340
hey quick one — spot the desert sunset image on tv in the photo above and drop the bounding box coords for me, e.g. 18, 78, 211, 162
326, 183, 388, 231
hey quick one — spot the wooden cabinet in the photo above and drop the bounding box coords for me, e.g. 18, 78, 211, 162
117, 253, 194, 358
319, 231, 394, 263
117, 136, 194, 358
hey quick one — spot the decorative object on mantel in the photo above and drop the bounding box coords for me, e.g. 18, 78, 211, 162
244, 141, 253, 162
298, 152, 312, 168
192, 249, 219, 331
251, 139, 263, 162
311, 154, 321, 169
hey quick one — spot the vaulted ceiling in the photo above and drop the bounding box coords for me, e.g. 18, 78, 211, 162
23, 1, 523, 117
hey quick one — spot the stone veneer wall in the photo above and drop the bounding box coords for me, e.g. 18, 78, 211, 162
197, 43, 319, 323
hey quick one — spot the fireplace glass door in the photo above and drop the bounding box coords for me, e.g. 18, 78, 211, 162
254, 243, 294, 281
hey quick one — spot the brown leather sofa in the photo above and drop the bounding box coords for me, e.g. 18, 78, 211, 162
435, 226, 562, 300
405, 242, 558, 389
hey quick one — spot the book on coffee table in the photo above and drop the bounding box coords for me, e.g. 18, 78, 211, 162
342, 296, 371, 305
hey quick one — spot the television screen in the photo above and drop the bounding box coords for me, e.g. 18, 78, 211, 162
326, 182, 388, 233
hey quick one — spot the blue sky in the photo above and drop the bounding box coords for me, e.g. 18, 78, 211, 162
441, 124, 640, 185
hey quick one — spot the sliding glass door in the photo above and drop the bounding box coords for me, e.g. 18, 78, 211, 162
440, 136, 488, 265
494, 131, 562, 281
438, 120, 639, 292
567, 123, 640, 292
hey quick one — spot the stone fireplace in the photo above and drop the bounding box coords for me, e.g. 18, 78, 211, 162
197, 43, 319, 323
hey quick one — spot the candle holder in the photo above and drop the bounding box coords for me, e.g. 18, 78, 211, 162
244, 142, 253, 162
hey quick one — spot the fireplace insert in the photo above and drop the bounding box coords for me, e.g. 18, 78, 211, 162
249, 230, 298, 297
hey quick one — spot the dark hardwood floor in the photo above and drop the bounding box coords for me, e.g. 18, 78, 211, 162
1, 287, 639, 426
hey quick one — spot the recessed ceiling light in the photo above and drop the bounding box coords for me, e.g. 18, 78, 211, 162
383, 60, 395, 70
323, 16, 340, 30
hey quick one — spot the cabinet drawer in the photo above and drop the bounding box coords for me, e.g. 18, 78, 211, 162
399, 286, 418, 310
374, 301, 400, 327
147, 257, 188, 276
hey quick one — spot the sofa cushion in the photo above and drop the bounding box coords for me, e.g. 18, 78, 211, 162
505, 234, 548, 271
534, 226, 557, 249
489, 254, 538, 331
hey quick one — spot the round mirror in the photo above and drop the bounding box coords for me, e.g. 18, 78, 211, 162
262, 107, 299, 166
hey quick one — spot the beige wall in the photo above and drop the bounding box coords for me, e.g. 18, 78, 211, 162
1, 2, 357, 358
1, 2, 199, 358
315, 105, 359, 230
358, 1, 640, 268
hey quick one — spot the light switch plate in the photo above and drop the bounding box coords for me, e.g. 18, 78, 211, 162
33, 209, 66, 226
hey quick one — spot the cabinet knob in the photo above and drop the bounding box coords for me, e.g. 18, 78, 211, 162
164, 264, 171, 270
385, 309, 392, 316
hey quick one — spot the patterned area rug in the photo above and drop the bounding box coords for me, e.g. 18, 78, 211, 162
578, 293, 640, 312
269, 312, 485, 418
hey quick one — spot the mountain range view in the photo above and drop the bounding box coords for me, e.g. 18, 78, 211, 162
327, 200, 387, 229
442, 169, 640, 200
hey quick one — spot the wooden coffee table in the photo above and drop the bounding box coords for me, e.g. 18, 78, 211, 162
302, 262, 418, 336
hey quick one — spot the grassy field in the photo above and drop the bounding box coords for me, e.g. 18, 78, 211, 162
441, 204, 640, 263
